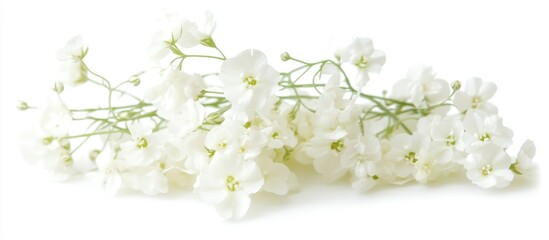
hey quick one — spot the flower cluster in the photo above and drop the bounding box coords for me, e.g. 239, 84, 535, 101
18, 12, 536, 220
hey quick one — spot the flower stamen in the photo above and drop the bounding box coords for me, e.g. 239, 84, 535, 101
136, 137, 148, 149
330, 139, 345, 152
226, 175, 240, 192
243, 75, 257, 88
405, 152, 418, 164
355, 56, 369, 70
481, 164, 493, 176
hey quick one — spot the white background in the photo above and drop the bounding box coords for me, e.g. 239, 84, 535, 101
1, 0, 548, 239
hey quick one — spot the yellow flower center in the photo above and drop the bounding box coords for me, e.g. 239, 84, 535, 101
479, 133, 491, 142
405, 152, 418, 164
355, 56, 369, 70
472, 96, 482, 109
136, 137, 148, 149
226, 175, 240, 192
481, 164, 493, 176
330, 139, 345, 152
243, 75, 257, 88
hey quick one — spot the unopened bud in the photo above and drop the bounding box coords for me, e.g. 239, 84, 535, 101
129, 75, 141, 86
89, 149, 101, 161
451, 80, 462, 91
53, 81, 64, 93
17, 101, 29, 111
205, 112, 224, 124
200, 37, 216, 48
280, 52, 291, 61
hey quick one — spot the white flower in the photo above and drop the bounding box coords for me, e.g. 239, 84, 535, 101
392, 65, 450, 108
145, 68, 205, 118
195, 153, 264, 220
123, 167, 169, 195
385, 133, 431, 182
412, 142, 453, 183
166, 99, 205, 138
18, 100, 75, 180
511, 140, 536, 174
453, 77, 498, 114
305, 128, 348, 180
204, 120, 245, 155
172, 11, 216, 48
338, 37, 386, 89
462, 110, 513, 150
18, 129, 74, 180
148, 11, 216, 61
251, 113, 297, 149
181, 131, 210, 173
256, 154, 295, 195
57, 36, 87, 86
39, 100, 72, 137
57, 35, 87, 61
219, 49, 279, 120
95, 146, 123, 195
341, 135, 387, 191
464, 143, 514, 188
417, 115, 467, 163
119, 124, 166, 166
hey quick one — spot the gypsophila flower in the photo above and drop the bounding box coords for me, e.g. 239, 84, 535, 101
511, 140, 536, 174
385, 133, 431, 183
464, 143, 514, 188
146, 68, 205, 118
219, 49, 279, 120
119, 124, 166, 167
57, 35, 88, 86
392, 65, 450, 108
95, 146, 123, 195
454, 77, 498, 114
462, 110, 513, 151
148, 11, 216, 61
195, 152, 264, 219
19, 12, 537, 220
338, 37, 386, 89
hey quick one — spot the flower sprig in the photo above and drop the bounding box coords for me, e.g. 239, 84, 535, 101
18, 11, 536, 220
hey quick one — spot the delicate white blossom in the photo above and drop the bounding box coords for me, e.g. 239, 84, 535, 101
462, 110, 513, 151
219, 49, 279, 120
95, 146, 123, 195
511, 140, 536, 174
19, 18, 537, 220
57, 35, 87, 86
454, 77, 498, 114
119, 124, 166, 167
392, 65, 450, 108
195, 153, 264, 219
464, 143, 514, 188
145, 68, 205, 118
148, 11, 216, 61
338, 37, 386, 89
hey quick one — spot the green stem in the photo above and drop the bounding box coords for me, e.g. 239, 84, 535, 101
62, 130, 127, 140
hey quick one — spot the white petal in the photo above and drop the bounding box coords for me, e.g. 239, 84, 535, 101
479, 80, 497, 100
237, 161, 264, 194
215, 191, 251, 220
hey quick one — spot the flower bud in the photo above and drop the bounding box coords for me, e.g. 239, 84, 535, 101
280, 52, 291, 61
451, 80, 461, 91
200, 37, 216, 48
53, 81, 64, 93
17, 101, 29, 111
205, 112, 224, 124
129, 75, 141, 86
89, 149, 101, 161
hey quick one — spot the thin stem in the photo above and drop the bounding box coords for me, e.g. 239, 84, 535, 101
62, 130, 127, 140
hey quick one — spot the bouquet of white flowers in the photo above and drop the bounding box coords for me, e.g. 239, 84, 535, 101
18, 11, 536, 220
